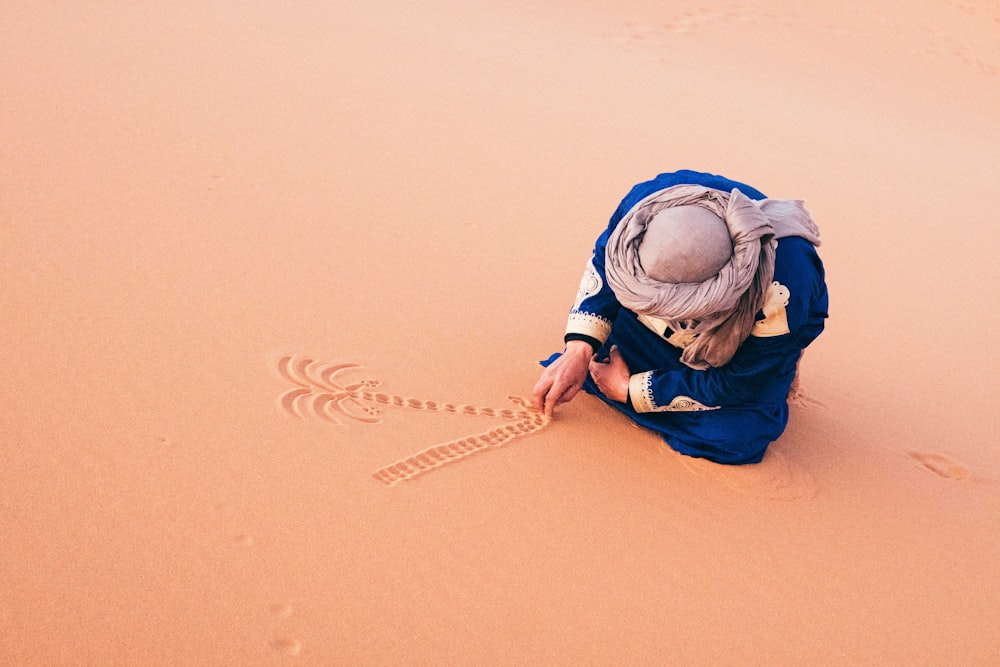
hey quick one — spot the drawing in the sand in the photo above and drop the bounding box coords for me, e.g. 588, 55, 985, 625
276, 356, 549, 485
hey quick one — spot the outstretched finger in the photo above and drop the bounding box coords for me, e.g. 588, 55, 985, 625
532, 375, 554, 412
542, 383, 565, 416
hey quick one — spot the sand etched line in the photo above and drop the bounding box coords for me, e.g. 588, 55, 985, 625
275, 356, 550, 486
786, 388, 826, 410
787, 368, 826, 410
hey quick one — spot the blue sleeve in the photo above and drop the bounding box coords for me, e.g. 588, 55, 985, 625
627, 238, 827, 412
565, 170, 768, 351
563, 223, 621, 348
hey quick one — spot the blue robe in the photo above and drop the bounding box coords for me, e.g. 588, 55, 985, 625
544, 170, 829, 464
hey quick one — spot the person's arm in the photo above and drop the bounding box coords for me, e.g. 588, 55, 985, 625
625, 238, 827, 412
626, 335, 798, 412
536, 189, 639, 413
589, 326, 802, 411
563, 225, 620, 352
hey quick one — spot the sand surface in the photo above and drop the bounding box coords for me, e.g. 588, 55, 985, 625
2, 1, 999, 664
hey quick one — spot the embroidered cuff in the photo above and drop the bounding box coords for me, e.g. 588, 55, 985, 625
628, 371, 721, 413
629, 372, 656, 413
565, 310, 612, 345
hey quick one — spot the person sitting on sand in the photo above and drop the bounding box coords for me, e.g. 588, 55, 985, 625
532, 169, 828, 465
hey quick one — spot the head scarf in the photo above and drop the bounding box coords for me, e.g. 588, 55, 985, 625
604, 185, 820, 370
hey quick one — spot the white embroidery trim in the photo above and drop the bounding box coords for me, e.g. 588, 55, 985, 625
629, 372, 657, 413
659, 395, 720, 412
637, 314, 699, 349
566, 310, 612, 343
628, 371, 720, 413
572, 258, 603, 311
751, 280, 791, 338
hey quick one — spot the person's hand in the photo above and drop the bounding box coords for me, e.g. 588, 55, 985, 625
532, 340, 593, 416
589, 345, 630, 403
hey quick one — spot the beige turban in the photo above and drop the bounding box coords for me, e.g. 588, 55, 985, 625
637, 206, 733, 284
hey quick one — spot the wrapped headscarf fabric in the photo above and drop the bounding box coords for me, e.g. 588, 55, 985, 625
604, 185, 820, 370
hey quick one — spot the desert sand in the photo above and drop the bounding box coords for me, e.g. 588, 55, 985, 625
2, 1, 998, 665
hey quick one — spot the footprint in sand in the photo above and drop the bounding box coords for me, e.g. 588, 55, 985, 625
270, 637, 302, 657
678, 446, 817, 501
270, 602, 293, 619
267, 603, 299, 656
233, 533, 254, 547
904, 450, 988, 482
275, 355, 550, 486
